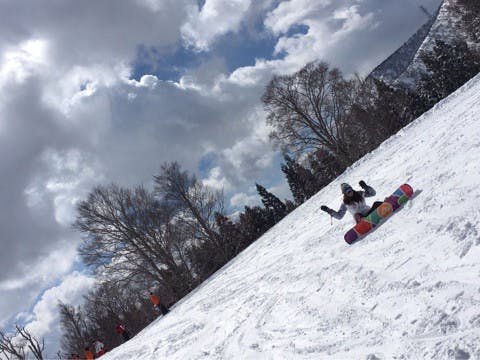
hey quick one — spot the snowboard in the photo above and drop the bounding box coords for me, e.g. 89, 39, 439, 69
344, 184, 414, 244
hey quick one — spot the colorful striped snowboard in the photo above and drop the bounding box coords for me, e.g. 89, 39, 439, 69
344, 184, 414, 244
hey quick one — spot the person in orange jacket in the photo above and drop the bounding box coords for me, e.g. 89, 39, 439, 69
149, 292, 169, 315
84, 347, 94, 360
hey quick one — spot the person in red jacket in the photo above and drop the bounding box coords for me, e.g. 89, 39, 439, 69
115, 323, 131, 342
149, 292, 170, 315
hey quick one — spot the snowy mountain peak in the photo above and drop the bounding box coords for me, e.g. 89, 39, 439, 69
102, 74, 480, 359
370, 0, 475, 87
368, 11, 438, 84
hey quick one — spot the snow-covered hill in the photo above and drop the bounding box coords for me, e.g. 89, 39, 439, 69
368, 11, 438, 84
370, 0, 475, 87
102, 74, 480, 359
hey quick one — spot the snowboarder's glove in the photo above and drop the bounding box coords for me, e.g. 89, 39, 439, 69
321, 205, 333, 214
359, 180, 368, 189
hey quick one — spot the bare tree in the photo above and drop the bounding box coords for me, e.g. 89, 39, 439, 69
0, 328, 25, 359
154, 162, 231, 265
82, 282, 157, 345
262, 61, 365, 167
15, 326, 44, 360
58, 302, 90, 356
58, 281, 162, 358
0, 325, 45, 360
75, 184, 195, 298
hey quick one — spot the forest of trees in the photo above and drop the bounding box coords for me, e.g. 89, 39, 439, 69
42, 2, 480, 358
53, 162, 294, 358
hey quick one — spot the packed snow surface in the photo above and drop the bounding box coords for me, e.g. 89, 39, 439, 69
103, 75, 480, 359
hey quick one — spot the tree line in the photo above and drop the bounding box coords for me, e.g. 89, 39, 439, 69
272, 0, 479, 205
54, 163, 294, 357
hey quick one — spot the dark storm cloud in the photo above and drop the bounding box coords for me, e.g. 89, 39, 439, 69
0, 0, 191, 66
0, 0, 196, 326
0, 79, 72, 276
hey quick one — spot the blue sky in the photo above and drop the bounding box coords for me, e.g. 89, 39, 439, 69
131, 7, 285, 83
0, 0, 443, 354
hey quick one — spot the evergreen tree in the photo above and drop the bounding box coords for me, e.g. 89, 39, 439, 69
458, 0, 480, 42
281, 155, 313, 205
282, 151, 346, 206
255, 184, 288, 222
215, 213, 247, 257
351, 78, 428, 150
58, 303, 90, 356
418, 39, 480, 107
308, 149, 346, 190
238, 206, 275, 242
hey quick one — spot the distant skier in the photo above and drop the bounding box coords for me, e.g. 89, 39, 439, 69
93, 339, 106, 357
115, 323, 131, 342
321, 181, 383, 223
150, 292, 170, 315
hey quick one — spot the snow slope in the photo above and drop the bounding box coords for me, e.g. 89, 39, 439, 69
102, 74, 480, 359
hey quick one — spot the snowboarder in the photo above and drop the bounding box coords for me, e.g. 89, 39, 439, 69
150, 292, 170, 315
93, 339, 106, 357
84, 347, 94, 360
320, 181, 383, 223
115, 323, 131, 342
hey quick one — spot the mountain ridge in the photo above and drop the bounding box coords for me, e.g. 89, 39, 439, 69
368, 8, 438, 84
369, 0, 475, 87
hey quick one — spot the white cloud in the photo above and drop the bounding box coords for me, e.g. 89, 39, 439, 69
0, 39, 49, 86
181, 0, 252, 51
0, 1, 191, 68
266, 1, 378, 76
230, 192, 260, 208
25, 149, 104, 226
23, 272, 96, 353
264, 0, 331, 35
176, 56, 228, 93
267, 182, 292, 202
221, 108, 276, 183
202, 166, 232, 191
0, 240, 79, 293
42, 62, 131, 116
129, 74, 159, 89
331, 5, 377, 40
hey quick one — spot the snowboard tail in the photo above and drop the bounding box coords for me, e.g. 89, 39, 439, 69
344, 184, 413, 244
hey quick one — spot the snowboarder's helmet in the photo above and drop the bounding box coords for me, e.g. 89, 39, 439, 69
341, 183, 353, 194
